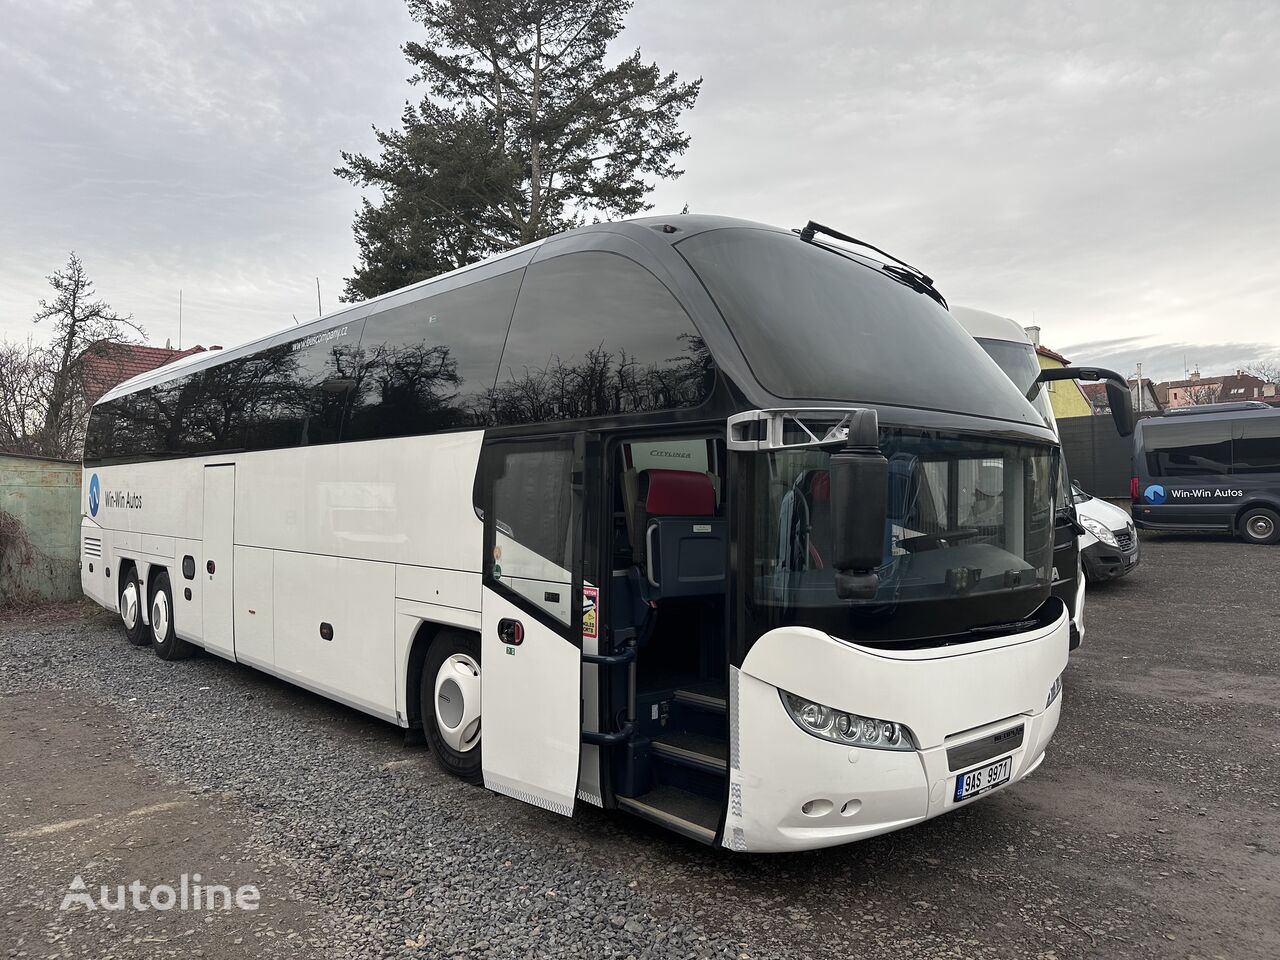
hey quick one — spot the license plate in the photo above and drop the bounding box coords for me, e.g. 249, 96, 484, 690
1126, 554, 1137, 566
954, 755, 1014, 802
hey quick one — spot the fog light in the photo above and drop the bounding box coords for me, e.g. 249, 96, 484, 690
780, 691, 915, 751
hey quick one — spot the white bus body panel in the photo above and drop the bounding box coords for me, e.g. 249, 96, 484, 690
201, 464, 235, 659
724, 609, 1068, 852
82, 431, 492, 732
233, 545, 275, 668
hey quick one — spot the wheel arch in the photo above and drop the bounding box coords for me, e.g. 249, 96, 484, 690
146, 563, 170, 601
1234, 498, 1280, 531
116, 558, 138, 606
404, 619, 481, 733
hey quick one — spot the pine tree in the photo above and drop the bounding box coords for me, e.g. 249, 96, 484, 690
337, 0, 700, 300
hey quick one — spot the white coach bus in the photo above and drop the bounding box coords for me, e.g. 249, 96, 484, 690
83, 215, 1071, 852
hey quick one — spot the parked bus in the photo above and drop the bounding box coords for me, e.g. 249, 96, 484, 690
1132, 402, 1280, 544
85, 215, 1084, 852
951, 308, 1136, 643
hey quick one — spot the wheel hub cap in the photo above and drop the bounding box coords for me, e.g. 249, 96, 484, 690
151, 590, 170, 643
120, 582, 138, 630
1249, 516, 1274, 539
434, 654, 481, 753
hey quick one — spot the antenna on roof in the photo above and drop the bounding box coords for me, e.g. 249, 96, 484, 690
178, 289, 182, 350
316, 277, 322, 318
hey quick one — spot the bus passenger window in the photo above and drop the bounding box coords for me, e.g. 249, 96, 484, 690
491, 252, 712, 426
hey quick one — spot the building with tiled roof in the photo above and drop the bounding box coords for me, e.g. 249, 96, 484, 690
1154, 369, 1276, 409
77, 340, 217, 406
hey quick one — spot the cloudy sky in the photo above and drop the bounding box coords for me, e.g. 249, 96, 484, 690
2, 0, 1278, 382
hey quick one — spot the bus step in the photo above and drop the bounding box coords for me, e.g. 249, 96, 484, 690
672, 687, 726, 714
616, 784, 721, 845
651, 731, 728, 776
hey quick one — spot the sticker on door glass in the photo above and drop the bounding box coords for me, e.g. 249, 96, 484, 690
582, 586, 599, 640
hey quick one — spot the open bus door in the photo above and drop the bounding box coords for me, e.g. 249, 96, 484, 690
478, 434, 585, 816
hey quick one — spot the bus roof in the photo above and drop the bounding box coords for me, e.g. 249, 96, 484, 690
950, 306, 1031, 345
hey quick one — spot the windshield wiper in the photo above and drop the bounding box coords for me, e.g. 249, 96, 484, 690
795, 220, 948, 308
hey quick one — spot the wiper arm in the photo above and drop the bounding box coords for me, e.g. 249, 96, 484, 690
796, 220, 948, 307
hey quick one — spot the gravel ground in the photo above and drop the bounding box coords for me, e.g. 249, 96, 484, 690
3, 532, 1279, 959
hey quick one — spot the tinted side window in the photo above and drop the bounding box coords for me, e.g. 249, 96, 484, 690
491, 252, 711, 426
345, 271, 521, 441
1233, 417, 1280, 474
129, 372, 206, 456
186, 357, 254, 454
489, 440, 578, 626
84, 401, 117, 462
1144, 422, 1232, 477
242, 321, 365, 451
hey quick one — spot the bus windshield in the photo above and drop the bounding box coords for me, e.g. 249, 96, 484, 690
975, 337, 1054, 428
678, 227, 1043, 426
744, 428, 1058, 644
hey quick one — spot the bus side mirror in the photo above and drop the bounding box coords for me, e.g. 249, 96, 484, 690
1104, 379, 1135, 437
1033, 366, 1135, 437
829, 411, 887, 600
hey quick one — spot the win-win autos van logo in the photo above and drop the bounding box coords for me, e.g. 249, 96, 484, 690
1144, 484, 1167, 505
88, 473, 100, 517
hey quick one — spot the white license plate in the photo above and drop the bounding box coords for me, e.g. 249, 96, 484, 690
954, 755, 1014, 802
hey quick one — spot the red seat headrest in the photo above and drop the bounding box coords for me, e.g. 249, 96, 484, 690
810, 471, 830, 502
644, 469, 716, 517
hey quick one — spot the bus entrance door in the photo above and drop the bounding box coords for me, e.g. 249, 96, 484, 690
478, 436, 585, 816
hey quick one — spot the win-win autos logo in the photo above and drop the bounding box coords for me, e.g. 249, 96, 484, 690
1144, 484, 1167, 505
88, 473, 100, 517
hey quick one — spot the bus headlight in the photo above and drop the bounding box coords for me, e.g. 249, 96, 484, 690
780, 691, 915, 751
1079, 517, 1119, 549
1046, 673, 1063, 708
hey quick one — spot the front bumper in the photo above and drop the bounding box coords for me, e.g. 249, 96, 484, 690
1081, 536, 1139, 581
725, 607, 1069, 853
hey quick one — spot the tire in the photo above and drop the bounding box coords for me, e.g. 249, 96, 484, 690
119, 568, 148, 647
1239, 507, 1280, 545
421, 630, 483, 784
149, 570, 194, 661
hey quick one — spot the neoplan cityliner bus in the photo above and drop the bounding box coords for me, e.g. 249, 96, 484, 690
85, 215, 1086, 852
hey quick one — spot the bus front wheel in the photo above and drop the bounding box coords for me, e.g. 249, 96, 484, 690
149, 570, 194, 661
1240, 507, 1280, 545
422, 630, 483, 784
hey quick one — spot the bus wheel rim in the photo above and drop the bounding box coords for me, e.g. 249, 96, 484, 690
434, 653, 481, 753
1249, 515, 1274, 539
151, 590, 170, 643
121, 582, 138, 630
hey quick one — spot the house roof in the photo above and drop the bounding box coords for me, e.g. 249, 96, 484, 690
78, 340, 213, 405
1034, 344, 1072, 366
1156, 372, 1266, 391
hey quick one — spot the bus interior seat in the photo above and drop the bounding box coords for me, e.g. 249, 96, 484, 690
635, 469, 726, 599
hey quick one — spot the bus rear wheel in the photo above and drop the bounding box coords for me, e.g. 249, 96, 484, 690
119, 569, 148, 647
1240, 507, 1280, 545
421, 630, 482, 784
149, 571, 194, 661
